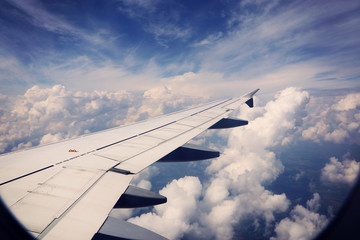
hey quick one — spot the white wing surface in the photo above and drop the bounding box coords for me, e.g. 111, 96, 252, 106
0, 89, 259, 240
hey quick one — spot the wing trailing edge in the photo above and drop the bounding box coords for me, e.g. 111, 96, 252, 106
93, 216, 167, 240
209, 118, 248, 129
114, 185, 166, 208
157, 143, 219, 162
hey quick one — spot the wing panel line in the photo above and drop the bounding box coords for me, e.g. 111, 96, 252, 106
0, 165, 54, 186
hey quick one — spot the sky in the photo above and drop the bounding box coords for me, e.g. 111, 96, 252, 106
1, 0, 360, 96
1, 0, 360, 240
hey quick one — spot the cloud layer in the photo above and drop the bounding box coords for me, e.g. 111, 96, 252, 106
1, 85, 359, 239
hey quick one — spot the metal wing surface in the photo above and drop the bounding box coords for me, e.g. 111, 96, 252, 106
0, 89, 259, 240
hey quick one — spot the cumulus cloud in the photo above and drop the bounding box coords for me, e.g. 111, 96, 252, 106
132, 166, 160, 190
301, 92, 360, 144
3, 85, 358, 239
271, 193, 328, 240
321, 156, 360, 185
332, 93, 360, 111
294, 171, 305, 181
127, 87, 310, 239
0, 84, 202, 153
129, 176, 202, 240
0, 85, 132, 152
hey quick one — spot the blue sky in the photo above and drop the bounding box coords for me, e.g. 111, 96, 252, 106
1, 0, 360, 95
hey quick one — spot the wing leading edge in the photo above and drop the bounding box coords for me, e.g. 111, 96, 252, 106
0, 89, 259, 240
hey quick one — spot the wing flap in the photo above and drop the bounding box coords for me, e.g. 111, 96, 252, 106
1, 154, 120, 237
209, 118, 248, 129
93, 216, 167, 240
41, 172, 134, 240
11, 167, 104, 235
158, 143, 220, 162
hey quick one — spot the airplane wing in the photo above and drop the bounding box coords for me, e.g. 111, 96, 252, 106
0, 89, 259, 240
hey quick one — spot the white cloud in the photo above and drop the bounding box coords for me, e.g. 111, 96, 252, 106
192, 32, 223, 47
127, 87, 310, 240
321, 156, 360, 185
128, 176, 202, 240
294, 171, 305, 181
0, 84, 202, 153
301, 92, 360, 144
332, 93, 360, 111
2, 85, 359, 239
306, 193, 321, 212
39, 132, 64, 145
132, 166, 160, 190
271, 193, 328, 240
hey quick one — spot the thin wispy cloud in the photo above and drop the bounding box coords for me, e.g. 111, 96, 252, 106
1, 0, 359, 95
117, 0, 192, 45
199, 0, 360, 88
7, 0, 75, 35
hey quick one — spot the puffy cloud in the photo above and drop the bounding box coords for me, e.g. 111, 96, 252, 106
39, 132, 64, 145
301, 92, 360, 144
0, 84, 202, 153
306, 193, 321, 212
271, 193, 328, 240
294, 171, 305, 181
332, 93, 360, 111
201, 88, 308, 238
132, 166, 160, 190
128, 85, 203, 122
3, 85, 358, 239
128, 176, 202, 240
127, 87, 310, 240
321, 156, 360, 185
0, 85, 133, 152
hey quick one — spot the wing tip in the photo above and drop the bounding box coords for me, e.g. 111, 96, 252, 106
243, 88, 260, 99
